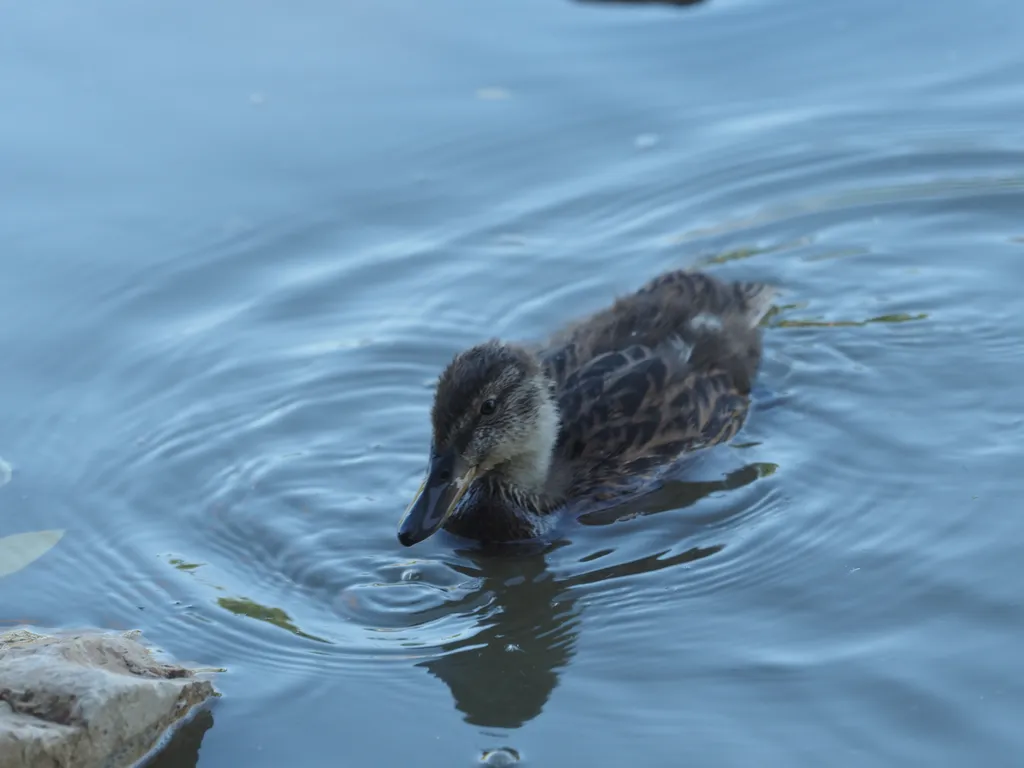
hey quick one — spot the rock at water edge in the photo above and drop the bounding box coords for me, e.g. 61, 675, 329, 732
0, 629, 218, 768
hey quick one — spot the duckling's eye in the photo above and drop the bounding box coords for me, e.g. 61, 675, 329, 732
480, 398, 497, 416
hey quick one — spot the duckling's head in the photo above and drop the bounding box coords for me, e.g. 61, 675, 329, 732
398, 340, 560, 547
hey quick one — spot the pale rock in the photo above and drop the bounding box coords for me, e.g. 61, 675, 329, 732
0, 629, 217, 768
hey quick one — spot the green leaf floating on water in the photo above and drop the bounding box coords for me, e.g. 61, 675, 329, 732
0, 530, 65, 579
772, 312, 928, 328
217, 596, 330, 644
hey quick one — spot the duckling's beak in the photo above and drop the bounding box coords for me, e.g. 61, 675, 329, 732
398, 450, 476, 547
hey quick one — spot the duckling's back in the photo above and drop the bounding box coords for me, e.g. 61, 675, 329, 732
538, 269, 776, 500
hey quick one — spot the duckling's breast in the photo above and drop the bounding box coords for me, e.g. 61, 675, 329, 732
442, 482, 558, 544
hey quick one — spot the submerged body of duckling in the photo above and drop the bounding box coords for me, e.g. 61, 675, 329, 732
398, 269, 776, 547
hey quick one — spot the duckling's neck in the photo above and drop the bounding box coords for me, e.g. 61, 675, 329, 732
493, 386, 561, 496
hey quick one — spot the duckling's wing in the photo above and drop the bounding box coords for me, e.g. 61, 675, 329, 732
555, 342, 751, 467
541, 270, 775, 390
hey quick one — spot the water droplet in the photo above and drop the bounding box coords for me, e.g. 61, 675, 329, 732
480, 747, 520, 766
0, 457, 10, 488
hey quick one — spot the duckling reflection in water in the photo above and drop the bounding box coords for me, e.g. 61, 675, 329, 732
398, 269, 775, 547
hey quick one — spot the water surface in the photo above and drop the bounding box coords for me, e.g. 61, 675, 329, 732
3, 0, 1024, 765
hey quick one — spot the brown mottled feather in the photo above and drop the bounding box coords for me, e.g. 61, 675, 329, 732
540, 271, 775, 500
430, 269, 776, 543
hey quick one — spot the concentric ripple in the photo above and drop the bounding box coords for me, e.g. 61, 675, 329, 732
10, 127, 1022, 698
4, 0, 1024, 759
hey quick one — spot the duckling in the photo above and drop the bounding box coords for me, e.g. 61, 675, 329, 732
398, 269, 776, 547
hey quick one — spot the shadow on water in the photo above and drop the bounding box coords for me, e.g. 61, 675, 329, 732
417, 458, 767, 729
144, 707, 215, 768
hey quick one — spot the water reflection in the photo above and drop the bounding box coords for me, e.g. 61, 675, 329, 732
421, 542, 721, 729
418, 460, 768, 728
419, 547, 578, 729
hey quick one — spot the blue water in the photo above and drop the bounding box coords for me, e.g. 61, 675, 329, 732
3, 0, 1024, 765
